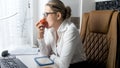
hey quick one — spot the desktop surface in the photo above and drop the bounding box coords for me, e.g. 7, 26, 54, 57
16, 54, 38, 68
0, 47, 57, 68
16, 53, 57, 68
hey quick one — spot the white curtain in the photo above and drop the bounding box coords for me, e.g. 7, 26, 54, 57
0, 0, 33, 53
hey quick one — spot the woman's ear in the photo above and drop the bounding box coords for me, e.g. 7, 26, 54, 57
56, 12, 62, 20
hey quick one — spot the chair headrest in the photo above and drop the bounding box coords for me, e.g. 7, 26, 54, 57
88, 10, 114, 34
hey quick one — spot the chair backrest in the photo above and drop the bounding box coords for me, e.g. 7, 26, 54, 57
80, 10, 120, 68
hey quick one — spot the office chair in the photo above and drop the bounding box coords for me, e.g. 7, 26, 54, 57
79, 10, 120, 68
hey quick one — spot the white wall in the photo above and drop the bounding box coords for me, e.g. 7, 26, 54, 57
33, 0, 49, 46
38, 0, 49, 19
79, 0, 95, 31
32, 0, 39, 46
82, 0, 95, 13
62, 0, 80, 17
33, 0, 49, 22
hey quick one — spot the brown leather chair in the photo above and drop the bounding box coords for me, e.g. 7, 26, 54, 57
78, 10, 120, 68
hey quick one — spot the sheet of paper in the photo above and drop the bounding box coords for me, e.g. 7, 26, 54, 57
9, 46, 39, 55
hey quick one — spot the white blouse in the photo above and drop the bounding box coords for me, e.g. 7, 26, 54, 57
37, 19, 86, 68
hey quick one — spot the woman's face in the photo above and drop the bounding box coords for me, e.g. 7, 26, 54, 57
44, 5, 58, 28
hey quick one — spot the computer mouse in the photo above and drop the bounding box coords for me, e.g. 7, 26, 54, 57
1, 50, 10, 57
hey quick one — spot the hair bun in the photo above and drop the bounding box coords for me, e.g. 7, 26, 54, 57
65, 6, 71, 19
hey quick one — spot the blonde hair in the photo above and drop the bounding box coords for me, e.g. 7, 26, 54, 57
46, 0, 71, 20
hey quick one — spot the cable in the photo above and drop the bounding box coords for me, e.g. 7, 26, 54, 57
0, 13, 18, 20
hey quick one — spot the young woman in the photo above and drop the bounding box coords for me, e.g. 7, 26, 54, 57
36, 0, 86, 68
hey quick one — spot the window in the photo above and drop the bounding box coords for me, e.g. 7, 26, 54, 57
0, 0, 33, 52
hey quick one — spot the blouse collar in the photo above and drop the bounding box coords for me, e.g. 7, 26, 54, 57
57, 19, 71, 33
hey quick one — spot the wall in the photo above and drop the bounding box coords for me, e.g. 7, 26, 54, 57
95, 0, 113, 2
32, 0, 39, 46
62, 0, 81, 29
79, 0, 95, 31
62, 0, 80, 17
82, 0, 95, 13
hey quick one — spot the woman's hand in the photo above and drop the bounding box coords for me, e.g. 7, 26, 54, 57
36, 21, 45, 39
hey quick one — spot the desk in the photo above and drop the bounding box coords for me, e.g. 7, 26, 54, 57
16, 53, 57, 68
0, 47, 58, 68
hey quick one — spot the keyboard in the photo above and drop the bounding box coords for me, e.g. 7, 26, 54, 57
0, 58, 28, 68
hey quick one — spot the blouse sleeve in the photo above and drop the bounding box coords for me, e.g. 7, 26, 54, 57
37, 29, 52, 56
